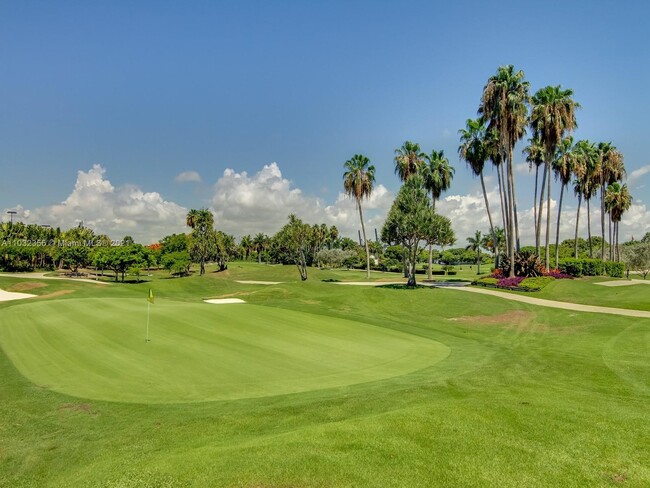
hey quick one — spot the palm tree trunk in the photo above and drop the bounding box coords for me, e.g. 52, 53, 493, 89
357, 200, 371, 279
479, 172, 496, 249
533, 164, 539, 247
587, 198, 593, 258
428, 192, 435, 280
506, 151, 516, 277
574, 194, 582, 259
600, 186, 606, 261
555, 183, 565, 268
545, 161, 552, 271
498, 164, 509, 248
608, 214, 613, 261
536, 163, 548, 257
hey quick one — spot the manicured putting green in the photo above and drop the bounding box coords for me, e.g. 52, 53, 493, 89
0, 298, 449, 403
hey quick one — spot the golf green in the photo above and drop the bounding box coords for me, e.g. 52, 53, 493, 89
0, 298, 449, 403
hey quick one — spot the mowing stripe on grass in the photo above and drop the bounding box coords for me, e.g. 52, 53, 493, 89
0, 298, 449, 403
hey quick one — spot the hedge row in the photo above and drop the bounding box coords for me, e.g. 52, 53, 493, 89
558, 258, 625, 278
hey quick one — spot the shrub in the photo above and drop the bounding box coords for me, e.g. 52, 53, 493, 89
497, 276, 524, 288
519, 276, 554, 291
559, 258, 583, 277
582, 259, 604, 276
543, 268, 573, 279
499, 251, 544, 277
604, 261, 625, 278
476, 277, 498, 286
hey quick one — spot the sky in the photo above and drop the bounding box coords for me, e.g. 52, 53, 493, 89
1, 0, 649, 244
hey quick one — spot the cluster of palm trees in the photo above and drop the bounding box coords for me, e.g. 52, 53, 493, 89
459, 65, 632, 276
343, 142, 454, 279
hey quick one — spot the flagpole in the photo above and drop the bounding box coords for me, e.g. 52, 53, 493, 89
146, 298, 150, 342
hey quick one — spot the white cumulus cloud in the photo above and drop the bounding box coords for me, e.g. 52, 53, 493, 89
3, 165, 187, 243
174, 171, 202, 183
210, 163, 394, 237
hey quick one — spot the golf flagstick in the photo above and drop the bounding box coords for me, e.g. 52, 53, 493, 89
146, 288, 154, 342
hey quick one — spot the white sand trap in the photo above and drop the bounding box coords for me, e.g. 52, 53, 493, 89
204, 298, 246, 304
235, 280, 283, 285
0, 288, 36, 302
594, 279, 650, 287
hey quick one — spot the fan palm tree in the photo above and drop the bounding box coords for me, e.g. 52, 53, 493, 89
328, 225, 339, 249
394, 141, 425, 182
483, 226, 505, 268
530, 85, 579, 270
459, 118, 496, 253
252, 232, 268, 263
523, 135, 545, 255
479, 65, 530, 276
421, 149, 454, 211
466, 230, 483, 275
596, 142, 625, 260
572, 140, 598, 258
343, 154, 376, 279
605, 183, 632, 262
421, 149, 454, 279
553, 137, 576, 268
240, 235, 252, 260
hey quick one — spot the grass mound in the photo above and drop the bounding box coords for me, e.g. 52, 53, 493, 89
0, 298, 448, 403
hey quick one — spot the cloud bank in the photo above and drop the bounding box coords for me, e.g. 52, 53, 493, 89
3, 163, 649, 245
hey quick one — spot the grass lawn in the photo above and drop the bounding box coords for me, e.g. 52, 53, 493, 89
496, 275, 650, 311
1, 262, 649, 487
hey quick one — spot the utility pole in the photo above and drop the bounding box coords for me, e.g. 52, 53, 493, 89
7, 210, 17, 224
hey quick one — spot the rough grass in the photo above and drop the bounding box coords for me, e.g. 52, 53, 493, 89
0, 262, 649, 487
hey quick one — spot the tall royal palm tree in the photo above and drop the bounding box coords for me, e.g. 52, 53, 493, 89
459, 118, 496, 250
596, 142, 625, 261
530, 85, 579, 271
553, 137, 576, 267
343, 154, 376, 279
523, 135, 545, 255
421, 149, 454, 279
605, 183, 632, 262
572, 140, 598, 258
479, 65, 530, 276
394, 141, 425, 181
466, 230, 483, 275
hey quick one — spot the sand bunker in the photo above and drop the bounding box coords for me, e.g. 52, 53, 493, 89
204, 298, 246, 304
0, 288, 36, 302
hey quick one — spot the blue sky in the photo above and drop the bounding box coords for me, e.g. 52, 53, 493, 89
1, 0, 649, 242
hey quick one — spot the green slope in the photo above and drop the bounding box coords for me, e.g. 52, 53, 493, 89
0, 298, 448, 403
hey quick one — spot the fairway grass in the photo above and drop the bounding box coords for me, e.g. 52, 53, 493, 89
1, 263, 649, 487
0, 298, 448, 403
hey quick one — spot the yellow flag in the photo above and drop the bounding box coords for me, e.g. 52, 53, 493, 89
148, 288, 154, 304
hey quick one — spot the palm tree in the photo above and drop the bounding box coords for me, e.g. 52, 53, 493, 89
328, 225, 339, 249
484, 128, 509, 247
343, 154, 376, 279
523, 135, 545, 255
421, 149, 454, 279
459, 118, 496, 255
553, 137, 576, 268
239, 235, 252, 260
186, 208, 215, 275
394, 141, 425, 181
605, 183, 632, 262
479, 65, 531, 276
530, 85, 579, 271
484, 226, 505, 268
252, 232, 268, 263
596, 142, 625, 260
572, 140, 598, 258
466, 230, 483, 275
